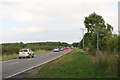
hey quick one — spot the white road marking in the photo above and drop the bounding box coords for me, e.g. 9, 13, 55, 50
5, 49, 73, 79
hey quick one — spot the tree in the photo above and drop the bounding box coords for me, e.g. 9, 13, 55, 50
84, 12, 105, 33
72, 42, 79, 47
82, 12, 114, 52
84, 12, 113, 35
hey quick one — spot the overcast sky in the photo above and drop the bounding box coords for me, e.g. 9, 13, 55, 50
0, 0, 118, 44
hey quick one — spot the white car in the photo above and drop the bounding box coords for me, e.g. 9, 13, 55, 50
59, 47, 64, 51
19, 49, 34, 59
54, 48, 59, 52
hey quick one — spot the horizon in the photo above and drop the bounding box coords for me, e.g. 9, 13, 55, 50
0, 41, 77, 44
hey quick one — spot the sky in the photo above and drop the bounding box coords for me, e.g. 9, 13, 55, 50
0, 0, 119, 44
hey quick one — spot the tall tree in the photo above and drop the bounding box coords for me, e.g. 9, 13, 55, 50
82, 12, 114, 51
84, 12, 105, 33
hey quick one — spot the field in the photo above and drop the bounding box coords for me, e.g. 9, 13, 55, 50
1, 42, 70, 61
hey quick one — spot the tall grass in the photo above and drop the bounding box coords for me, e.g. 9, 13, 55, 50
91, 50, 118, 77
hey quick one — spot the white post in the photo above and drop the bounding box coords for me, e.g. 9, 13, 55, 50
82, 29, 84, 49
80, 28, 85, 49
97, 33, 99, 51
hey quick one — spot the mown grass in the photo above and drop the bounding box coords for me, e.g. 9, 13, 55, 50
0, 54, 18, 61
26, 48, 116, 78
1, 50, 51, 61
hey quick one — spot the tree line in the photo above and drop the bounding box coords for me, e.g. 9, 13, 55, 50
2, 42, 70, 56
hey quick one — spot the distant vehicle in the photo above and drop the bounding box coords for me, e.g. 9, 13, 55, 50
19, 49, 34, 59
70, 46, 74, 49
54, 48, 59, 52
59, 47, 64, 51
63, 48, 69, 50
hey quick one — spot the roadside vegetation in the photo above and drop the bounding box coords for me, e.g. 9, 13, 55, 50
1, 42, 70, 61
25, 13, 119, 78
1, 12, 119, 78
26, 48, 117, 78
0, 50, 50, 61
79, 12, 119, 77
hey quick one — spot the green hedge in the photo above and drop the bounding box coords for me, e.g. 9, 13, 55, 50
2, 42, 69, 56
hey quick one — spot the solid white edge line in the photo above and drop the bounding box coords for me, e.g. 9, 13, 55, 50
4, 49, 73, 79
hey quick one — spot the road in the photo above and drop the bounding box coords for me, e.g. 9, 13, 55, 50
2, 49, 72, 79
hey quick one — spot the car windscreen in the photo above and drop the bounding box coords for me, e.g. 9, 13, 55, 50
19, 49, 27, 52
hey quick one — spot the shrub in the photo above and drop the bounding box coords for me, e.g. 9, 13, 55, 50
2, 46, 21, 55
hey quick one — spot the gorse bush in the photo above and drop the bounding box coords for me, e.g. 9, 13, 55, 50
2, 46, 21, 55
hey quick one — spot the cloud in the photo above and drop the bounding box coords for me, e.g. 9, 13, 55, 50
0, 0, 119, 43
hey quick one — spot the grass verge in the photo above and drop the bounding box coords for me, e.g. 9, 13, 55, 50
26, 48, 116, 78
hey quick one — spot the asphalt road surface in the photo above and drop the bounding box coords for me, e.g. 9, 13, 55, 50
1, 49, 73, 79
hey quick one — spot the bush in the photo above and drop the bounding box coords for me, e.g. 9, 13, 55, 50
39, 46, 55, 50
1, 42, 70, 56
2, 46, 21, 55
